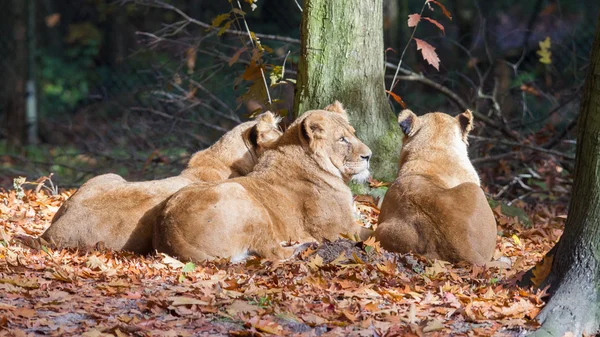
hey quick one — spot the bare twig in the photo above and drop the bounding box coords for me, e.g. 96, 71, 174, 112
293, 0, 303, 12
122, 0, 301, 44
234, 0, 272, 105
384, 62, 519, 140
469, 135, 575, 160
471, 152, 520, 165
543, 117, 578, 150
387, 0, 428, 96
130, 107, 229, 133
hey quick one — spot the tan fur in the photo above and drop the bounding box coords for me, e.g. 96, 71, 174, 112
153, 102, 372, 262
41, 112, 282, 254
374, 109, 497, 264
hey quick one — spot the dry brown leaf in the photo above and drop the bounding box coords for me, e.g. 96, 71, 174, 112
414, 38, 440, 71
407, 14, 421, 27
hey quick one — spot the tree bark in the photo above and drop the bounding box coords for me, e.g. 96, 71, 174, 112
294, 0, 402, 181
529, 13, 600, 337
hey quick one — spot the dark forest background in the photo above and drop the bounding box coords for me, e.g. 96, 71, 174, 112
1, 0, 598, 202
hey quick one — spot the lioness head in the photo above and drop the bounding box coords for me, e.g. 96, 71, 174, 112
296, 101, 372, 182
187, 111, 282, 176
397, 109, 473, 148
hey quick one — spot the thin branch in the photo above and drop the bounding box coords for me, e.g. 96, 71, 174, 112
293, 0, 303, 12
543, 117, 578, 150
469, 135, 575, 160
471, 152, 520, 165
234, 0, 272, 105
387, 1, 428, 96
122, 0, 301, 44
384, 62, 519, 140
130, 107, 229, 133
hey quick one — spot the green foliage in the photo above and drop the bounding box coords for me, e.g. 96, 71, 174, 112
39, 22, 104, 116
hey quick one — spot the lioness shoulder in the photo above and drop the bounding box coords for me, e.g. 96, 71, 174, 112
374, 109, 497, 264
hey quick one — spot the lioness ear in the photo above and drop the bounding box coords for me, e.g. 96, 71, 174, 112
301, 113, 327, 145
324, 100, 349, 121
253, 111, 282, 148
398, 109, 418, 136
456, 109, 474, 139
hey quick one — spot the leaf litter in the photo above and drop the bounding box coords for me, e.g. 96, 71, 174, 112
0, 186, 564, 336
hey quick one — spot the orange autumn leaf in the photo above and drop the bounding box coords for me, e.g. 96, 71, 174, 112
427, 0, 453, 20
386, 90, 407, 108
531, 255, 554, 287
422, 17, 445, 34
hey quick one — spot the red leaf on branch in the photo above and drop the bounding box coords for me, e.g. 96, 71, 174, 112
229, 47, 248, 66
414, 38, 440, 71
386, 90, 407, 109
407, 14, 421, 27
422, 17, 445, 35
426, 0, 453, 20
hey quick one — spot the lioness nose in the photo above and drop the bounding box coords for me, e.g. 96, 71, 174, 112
361, 154, 371, 162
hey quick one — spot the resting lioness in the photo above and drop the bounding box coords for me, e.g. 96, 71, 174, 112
374, 109, 497, 264
41, 112, 282, 254
153, 101, 372, 262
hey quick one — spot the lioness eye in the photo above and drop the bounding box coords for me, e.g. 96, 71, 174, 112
339, 137, 348, 143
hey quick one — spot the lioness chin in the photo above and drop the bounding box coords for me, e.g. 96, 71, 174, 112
41, 112, 282, 254
153, 101, 372, 262
374, 109, 497, 264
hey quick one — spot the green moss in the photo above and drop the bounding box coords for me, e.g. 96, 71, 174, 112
349, 181, 370, 195
369, 128, 402, 182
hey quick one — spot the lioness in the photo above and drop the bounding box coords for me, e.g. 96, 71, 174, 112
374, 109, 497, 264
41, 112, 282, 254
153, 101, 372, 262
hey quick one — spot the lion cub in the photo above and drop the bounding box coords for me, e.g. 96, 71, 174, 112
41, 112, 282, 254
153, 101, 372, 262
374, 109, 497, 264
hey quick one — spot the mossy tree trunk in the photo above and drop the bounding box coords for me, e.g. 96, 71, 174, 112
294, 0, 402, 181
530, 13, 600, 337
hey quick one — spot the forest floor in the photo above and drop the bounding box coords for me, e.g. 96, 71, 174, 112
0, 181, 565, 337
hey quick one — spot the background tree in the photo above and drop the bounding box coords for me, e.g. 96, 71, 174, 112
1, 0, 28, 149
530, 12, 600, 337
294, 0, 402, 181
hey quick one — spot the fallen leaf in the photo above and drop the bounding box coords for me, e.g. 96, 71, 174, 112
169, 296, 209, 306
423, 318, 444, 332
227, 300, 261, 316
531, 255, 553, 287
308, 254, 324, 270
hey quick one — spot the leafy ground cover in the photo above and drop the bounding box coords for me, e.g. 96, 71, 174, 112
0, 182, 565, 336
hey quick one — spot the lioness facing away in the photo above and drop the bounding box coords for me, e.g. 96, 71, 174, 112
374, 109, 497, 264
153, 101, 372, 262
41, 112, 282, 254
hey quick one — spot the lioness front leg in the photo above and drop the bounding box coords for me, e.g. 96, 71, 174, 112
253, 241, 316, 261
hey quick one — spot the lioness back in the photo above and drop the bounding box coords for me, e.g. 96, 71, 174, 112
375, 109, 497, 264
41, 112, 282, 254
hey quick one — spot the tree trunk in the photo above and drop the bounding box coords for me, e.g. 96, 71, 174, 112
2, 0, 28, 148
530, 13, 600, 337
294, 0, 402, 181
